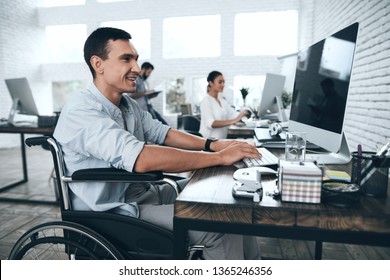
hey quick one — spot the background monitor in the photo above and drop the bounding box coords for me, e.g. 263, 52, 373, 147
258, 73, 286, 117
5, 77, 39, 125
289, 22, 359, 164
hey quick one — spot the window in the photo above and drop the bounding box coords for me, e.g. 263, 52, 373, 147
38, 0, 85, 7
52, 80, 87, 112
101, 20, 151, 60
190, 77, 208, 114
234, 10, 298, 56
46, 24, 87, 63
233, 75, 266, 109
163, 15, 220, 58
97, 0, 133, 2
165, 78, 186, 115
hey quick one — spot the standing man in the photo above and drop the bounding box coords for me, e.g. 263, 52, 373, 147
130, 62, 168, 124
53, 27, 262, 260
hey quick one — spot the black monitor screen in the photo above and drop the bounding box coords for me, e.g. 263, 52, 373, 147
290, 22, 358, 134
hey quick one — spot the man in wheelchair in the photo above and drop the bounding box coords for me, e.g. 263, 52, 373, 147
53, 27, 261, 260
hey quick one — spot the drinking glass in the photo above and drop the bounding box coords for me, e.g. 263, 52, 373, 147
285, 132, 306, 162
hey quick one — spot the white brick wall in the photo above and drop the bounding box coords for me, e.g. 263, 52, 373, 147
312, 0, 390, 152
0, 0, 51, 146
1, 0, 389, 152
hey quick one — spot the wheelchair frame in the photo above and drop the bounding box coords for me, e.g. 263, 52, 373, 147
9, 136, 187, 260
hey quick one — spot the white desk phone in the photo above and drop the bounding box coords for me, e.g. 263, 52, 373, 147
232, 167, 277, 201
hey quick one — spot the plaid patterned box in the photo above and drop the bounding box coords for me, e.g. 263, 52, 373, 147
278, 160, 323, 203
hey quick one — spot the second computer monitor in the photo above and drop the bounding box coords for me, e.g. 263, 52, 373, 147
258, 73, 286, 117
5, 77, 39, 116
5, 77, 39, 125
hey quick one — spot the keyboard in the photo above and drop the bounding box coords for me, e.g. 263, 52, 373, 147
243, 147, 279, 167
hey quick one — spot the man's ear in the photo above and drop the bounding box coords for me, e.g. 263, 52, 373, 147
90, 55, 103, 75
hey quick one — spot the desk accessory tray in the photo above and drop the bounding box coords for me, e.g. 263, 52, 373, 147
351, 151, 390, 197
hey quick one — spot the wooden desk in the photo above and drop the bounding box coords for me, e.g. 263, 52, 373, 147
173, 163, 390, 259
0, 124, 55, 204
227, 124, 254, 139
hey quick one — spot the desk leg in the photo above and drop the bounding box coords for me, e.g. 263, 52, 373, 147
20, 133, 28, 182
173, 218, 188, 259
0, 133, 57, 205
0, 133, 28, 192
315, 241, 323, 260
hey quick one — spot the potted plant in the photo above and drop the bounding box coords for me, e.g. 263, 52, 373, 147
248, 105, 260, 120
281, 90, 292, 109
239, 87, 250, 107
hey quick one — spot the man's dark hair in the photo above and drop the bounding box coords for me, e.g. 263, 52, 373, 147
84, 27, 132, 78
141, 62, 154, 71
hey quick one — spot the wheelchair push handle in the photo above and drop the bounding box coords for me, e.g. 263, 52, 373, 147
25, 136, 50, 147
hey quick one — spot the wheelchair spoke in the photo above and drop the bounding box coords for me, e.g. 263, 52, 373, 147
9, 221, 123, 260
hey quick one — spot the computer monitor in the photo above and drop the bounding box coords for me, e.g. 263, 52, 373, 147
258, 73, 286, 117
5, 77, 39, 125
289, 22, 359, 164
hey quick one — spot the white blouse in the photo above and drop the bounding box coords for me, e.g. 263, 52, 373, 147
199, 93, 238, 139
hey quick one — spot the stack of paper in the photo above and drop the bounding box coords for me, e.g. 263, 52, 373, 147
324, 170, 351, 182
278, 160, 323, 203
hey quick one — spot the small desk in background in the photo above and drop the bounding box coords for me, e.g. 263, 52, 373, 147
227, 124, 254, 139
0, 124, 55, 204
173, 154, 390, 259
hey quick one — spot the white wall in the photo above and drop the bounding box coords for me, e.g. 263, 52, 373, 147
312, 0, 390, 152
0, 0, 301, 147
0, 0, 52, 146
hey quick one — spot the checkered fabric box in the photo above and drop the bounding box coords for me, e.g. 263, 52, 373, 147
278, 160, 323, 203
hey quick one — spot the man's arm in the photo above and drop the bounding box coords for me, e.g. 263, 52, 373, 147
162, 128, 242, 152
133, 129, 260, 173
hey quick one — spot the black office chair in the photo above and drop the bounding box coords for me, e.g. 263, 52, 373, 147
177, 114, 202, 137
8, 136, 191, 260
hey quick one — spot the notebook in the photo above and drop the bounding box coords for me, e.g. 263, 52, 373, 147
254, 127, 321, 150
254, 127, 286, 142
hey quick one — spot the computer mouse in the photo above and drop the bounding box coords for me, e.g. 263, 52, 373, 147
247, 166, 277, 175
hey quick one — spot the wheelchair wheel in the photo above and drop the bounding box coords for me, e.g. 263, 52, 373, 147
8, 221, 124, 260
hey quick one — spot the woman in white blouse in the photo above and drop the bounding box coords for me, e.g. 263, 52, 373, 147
199, 71, 249, 139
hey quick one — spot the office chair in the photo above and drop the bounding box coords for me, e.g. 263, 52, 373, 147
8, 136, 191, 260
177, 114, 202, 137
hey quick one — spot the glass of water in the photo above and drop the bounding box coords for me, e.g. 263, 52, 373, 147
285, 132, 306, 162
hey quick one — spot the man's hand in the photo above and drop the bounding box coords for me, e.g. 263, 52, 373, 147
216, 141, 261, 166
210, 139, 249, 152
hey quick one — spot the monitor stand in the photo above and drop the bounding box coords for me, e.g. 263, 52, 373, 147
275, 96, 288, 122
305, 133, 351, 165
7, 98, 37, 127
7, 98, 19, 126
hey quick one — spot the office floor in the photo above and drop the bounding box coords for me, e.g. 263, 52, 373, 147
0, 145, 389, 260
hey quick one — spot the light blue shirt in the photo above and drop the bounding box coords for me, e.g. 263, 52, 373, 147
53, 83, 170, 217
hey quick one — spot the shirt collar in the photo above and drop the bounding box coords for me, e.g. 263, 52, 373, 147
87, 82, 127, 118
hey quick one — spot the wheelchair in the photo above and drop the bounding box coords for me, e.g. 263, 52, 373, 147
8, 136, 200, 260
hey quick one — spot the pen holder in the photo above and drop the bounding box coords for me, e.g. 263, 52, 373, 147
351, 151, 390, 197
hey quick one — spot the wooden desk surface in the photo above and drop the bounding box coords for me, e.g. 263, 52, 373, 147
175, 163, 390, 234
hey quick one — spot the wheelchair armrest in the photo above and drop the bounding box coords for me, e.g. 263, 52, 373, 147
25, 136, 50, 147
71, 168, 163, 182
71, 168, 180, 196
